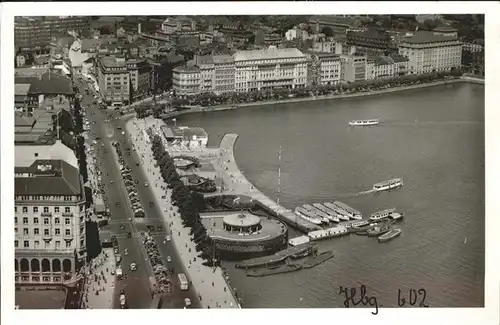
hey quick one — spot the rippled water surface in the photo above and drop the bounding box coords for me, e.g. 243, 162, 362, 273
176, 83, 485, 308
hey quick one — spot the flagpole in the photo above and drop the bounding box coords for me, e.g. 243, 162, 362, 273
277, 145, 282, 206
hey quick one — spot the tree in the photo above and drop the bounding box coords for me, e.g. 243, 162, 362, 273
423, 19, 441, 31
321, 26, 334, 37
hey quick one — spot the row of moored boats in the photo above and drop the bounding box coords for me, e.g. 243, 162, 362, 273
294, 201, 362, 225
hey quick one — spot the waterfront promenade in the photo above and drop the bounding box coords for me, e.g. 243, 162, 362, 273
163, 77, 483, 119
125, 117, 239, 309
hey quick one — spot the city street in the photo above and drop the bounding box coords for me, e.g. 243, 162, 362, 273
75, 76, 200, 308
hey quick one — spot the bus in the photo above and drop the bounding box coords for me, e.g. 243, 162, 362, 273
178, 273, 189, 291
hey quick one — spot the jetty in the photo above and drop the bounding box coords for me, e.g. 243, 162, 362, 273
217, 134, 321, 233
236, 243, 313, 268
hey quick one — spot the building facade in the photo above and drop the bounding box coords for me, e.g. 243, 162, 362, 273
398, 31, 462, 74
97, 56, 130, 106
346, 30, 398, 55
234, 48, 308, 92
126, 59, 151, 101
306, 53, 342, 86
340, 54, 367, 83
15, 16, 89, 51
15, 157, 86, 286
172, 65, 201, 96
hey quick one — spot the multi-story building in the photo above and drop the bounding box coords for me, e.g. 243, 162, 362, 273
172, 65, 201, 97
366, 54, 409, 80
398, 31, 462, 74
306, 52, 342, 86
97, 56, 130, 106
432, 26, 459, 38
234, 48, 308, 92
126, 58, 151, 101
15, 16, 89, 51
346, 29, 398, 55
14, 144, 86, 286
340, 54, 367, 83
309, 16, 355, 35
212, 55, 235, 94
161, 17, 196, 34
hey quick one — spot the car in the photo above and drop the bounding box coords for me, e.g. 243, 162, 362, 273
144, 182, 148, 187
166, 236, 171, 242
115, 202, 121, 207
167, 256, 172, 262
110, 180, 114, 184
130, 263, 137, 271
184, 298, 191, 307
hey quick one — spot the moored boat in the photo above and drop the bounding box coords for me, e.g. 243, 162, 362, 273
370, 208, 396, 221
302, 251, 335, 269
373, 178, 403, 191
367, 223, 393, 237
378, 228, 402, 242
332, 201, 362, 220
246, 264, 302, 277
313, 203, 340, 223
389, 212, 404, 221
303, 204, 330, 224
349, 119, 380, 126
294, 207, 322, 225
323, 202, 350, 221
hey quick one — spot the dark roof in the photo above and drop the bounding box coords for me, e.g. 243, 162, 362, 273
401, 31, 458, 44
433, 26, 458, 32
16, 72, 74, 96
390, 53, 409, 63
15, 159, 81, 196
81, 38, 99, 52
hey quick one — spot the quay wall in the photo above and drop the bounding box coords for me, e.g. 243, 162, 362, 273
163, 78, 484, 119
219, 134, 321, 233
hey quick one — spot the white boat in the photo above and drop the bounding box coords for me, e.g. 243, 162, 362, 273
332, 201, 362, 220
390, 212, 404, 221
313, 203, 340, 222
349, 119, 380, 126
303, 204, 331, 223
370, 208, 396, 221
373, 178, 403, 191
294, 207, 323, 225
323, 202, 350, 221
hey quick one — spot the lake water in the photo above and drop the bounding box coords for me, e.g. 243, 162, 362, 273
176, 82, 485, 308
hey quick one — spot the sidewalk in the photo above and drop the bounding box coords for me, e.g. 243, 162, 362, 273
82, 248, 117, 309
126, 117, 239, 309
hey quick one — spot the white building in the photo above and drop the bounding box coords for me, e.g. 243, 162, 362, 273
15, 154, 86, 286
366, 54, 410, 80
398, 31, 462, 74
161, 125, 208, 148
285, 27, 309, 41
340, 54, 367, 83
234, 47, 308, 92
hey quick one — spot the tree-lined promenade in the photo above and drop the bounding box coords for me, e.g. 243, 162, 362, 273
136, 70, 464, 118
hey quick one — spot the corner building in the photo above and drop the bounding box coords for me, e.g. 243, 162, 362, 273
14, 155, 86, 286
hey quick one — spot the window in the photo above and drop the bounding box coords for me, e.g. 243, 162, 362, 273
55, 241, 60, 249
34, 241, 40, 248
14, 207, 17, 213
43, 218, 49, 225
65, 218, 71, 225
23, 228, 29, 235
65, 207, 70, 213
34, 228, 39, 235
80, 226, 84, 234
65, 229, 71, 236
15, 217, 18, 224
32, 276, 40, 282
55, 218, 60, 224
22, 207, 28, 213
34, 217, 39, 224
43, 207, 49, 213
43, 276, 50, 282
23, 241, 29, 248
79, 204, 84, 212
14, 240, 19, 248
54, 207, 60, 213
14, 228, 18, 234
23, 217, 28, 224
65, 241, 71, 248
80, 239, 85, 247
44, 229, 49, 236
55, 228, 60, 235
33, 207, 38, 213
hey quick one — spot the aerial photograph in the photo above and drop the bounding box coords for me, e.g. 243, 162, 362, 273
12, 14, 484, 310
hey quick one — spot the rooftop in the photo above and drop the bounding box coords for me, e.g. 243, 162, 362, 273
99, 56, 127, 68
15, 140, 78, 169
15, 84, 31, 96
433, 26, 458, 32
15, 159, 82, 196
15, 72, 74, 96
401, 31, 459, 44
161, 125, 208, 140
234, 47, 305, 62
223, 213, 261, 228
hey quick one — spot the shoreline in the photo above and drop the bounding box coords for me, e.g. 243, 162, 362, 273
163, 77, 484, 119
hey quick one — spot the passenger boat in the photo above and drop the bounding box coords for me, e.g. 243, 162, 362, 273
351, 220, 370, 228
373, 178, 403, 191
323, 203, 350, 221
302, 251, 335, 269
389, 212, 404, 221
294, 207, 322, 225
349, 119, 380, 126
378, 228, 402, 242
332, 201, 362, 220
246, 264, 302, 277
370, 208, 396, 221
313, 203, 340, 223
303, 205, 330, 224
367, 223, 393, 237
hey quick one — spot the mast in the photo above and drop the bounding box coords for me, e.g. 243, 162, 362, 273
277, 145, 282, 205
